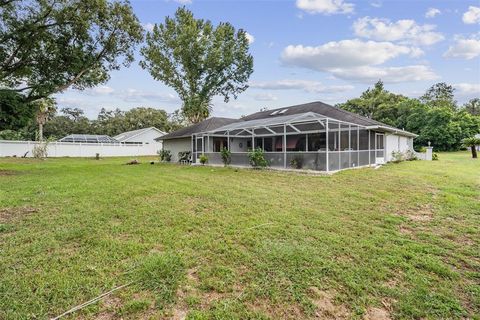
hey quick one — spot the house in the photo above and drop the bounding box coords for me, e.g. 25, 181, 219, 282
476, 134, 480, 151
158, 101, 417, 171
160, 117, 238, 162
114, 127, 166, 146
59, 134, 120, 143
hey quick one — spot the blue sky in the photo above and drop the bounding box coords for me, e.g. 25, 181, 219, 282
57, 0, 480, 119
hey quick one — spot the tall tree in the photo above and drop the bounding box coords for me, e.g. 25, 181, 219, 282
463, 98, 480, 116
93, 107, 171, 136
0, 0, 143, 102
43, 108, 93, 139
337, 80, 406, 125
420, 82, 457, 109
123, 107, 168, 131
140, 7, 254, 123
0, 90, 35, 130
33, 98, 56, 141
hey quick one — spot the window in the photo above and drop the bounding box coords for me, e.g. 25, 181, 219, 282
307, 133, 326, 151
255, 138, 263, 149
213, 137, 227, 152
274, 136, 283, 151
196, 138, 203, 151
351, 127, 358, 150
247, 140, 252, 149
359, 129, 369, 150
264, 138, 273, 152
287, 135, 306, 151
340, 124, 349, 150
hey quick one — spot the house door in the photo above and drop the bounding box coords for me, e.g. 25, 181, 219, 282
375, 133, 385, 164
195, 136, 203, 163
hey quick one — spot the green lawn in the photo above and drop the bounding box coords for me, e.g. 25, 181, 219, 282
0, 152, 479, 319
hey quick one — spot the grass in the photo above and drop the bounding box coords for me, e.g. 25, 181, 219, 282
0, 152, 478, 319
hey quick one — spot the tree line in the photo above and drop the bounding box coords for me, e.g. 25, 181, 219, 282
337, 82, 480, 151
0, 106, 185, 141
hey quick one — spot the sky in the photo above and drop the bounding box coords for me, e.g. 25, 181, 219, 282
57, 0, 480, 119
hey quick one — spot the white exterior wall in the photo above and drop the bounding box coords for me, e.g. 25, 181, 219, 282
162, 138, 192, 162
385, 134, 413, 162
0, 140, 162, 158
123, 129, 164, 145
229, 137, 249, 152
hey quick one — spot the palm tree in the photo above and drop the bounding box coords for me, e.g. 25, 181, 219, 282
34, 98, 56, 141
462, 137, 480, 159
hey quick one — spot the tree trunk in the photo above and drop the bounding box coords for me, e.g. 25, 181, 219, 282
38, 123, 43, 142
471, 146, 478, 159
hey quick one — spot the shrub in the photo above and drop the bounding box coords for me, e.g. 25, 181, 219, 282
158, 149, 172, 162
32, 142, 49, 158
248, 148, 268, 169
199, 154, 208, 165
432, 153, 439, 161
404, 150, 417, 161
220, 147, 231, 166
289, 156, 303, 169
391, 151, 404, 163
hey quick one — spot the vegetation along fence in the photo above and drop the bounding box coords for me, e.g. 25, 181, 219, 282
0, 140, 162, 158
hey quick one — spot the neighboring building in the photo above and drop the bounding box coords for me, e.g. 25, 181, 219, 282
159, 101, 417, 172
476, 134, 480, 151
114, 127, 166, 145
159, 118, 238, 162
59, 134, 119, 143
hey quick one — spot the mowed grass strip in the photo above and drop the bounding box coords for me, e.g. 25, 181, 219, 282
0, 153, 478, 319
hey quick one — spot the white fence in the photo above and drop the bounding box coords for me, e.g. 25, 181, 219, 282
0, 140, 162, 158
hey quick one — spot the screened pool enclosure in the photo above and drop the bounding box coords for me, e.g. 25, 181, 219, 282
191, 112, 386, 172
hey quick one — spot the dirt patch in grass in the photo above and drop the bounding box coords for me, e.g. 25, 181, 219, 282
405, 203, 434, 222
364, 307, 392, 320
0, 206, 37, 222
0, 169, 19, 176
95, 296, 123, 320
248, 298, 304, 319
308, 287, 350, 319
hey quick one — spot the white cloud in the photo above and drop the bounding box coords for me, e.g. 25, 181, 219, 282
296, 0, 354, 15
250, 79, 354, 93
443, 34, 480, 60
454, 83, 480, 95
329, 65, 438, 83
92, 86, 115, 94
425, 8, 441, 18
463, 6, 480, 24
281, 39, 423, 71
245, 32, 255, 44
353, 17, 444, 46
172, 0, 192, 4
280, 39, 437, 83
81, 86, 115, 96
370, 1, 382, 8
253, 92, 278, 101
143, 23, 155, 32
118, 89, 180, 103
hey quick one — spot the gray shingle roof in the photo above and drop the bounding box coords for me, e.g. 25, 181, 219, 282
242, 101, 385, 126
159, 117, 239, 140
159, 101, 416, 140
